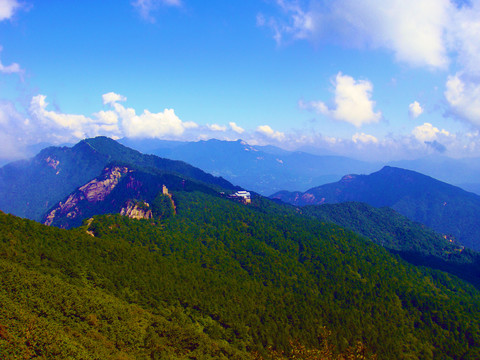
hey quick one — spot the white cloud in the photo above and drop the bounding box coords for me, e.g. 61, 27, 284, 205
257, 1, 315, 45
0, 100, 20, 126
412, 122, 450, 142
29, 95, 120, 140
445, 73, 480, 126
256, 13, 266, 27
105, 94, 197, 138
340, 0, 451, 68
207, 123, 227, 132
409, 101, 424, 118
0, 58, 21, 74
256, 124, 285, 141
0, 46, 22, 75
229, 121, 244, 134
302, 72, 381, 127
0, 0, 25, 78
449, 2, 480, 76
352, 132, 378, 144
0, 0, 22, 21
102, 92, 127, 105
262, 1, 480, 128
26, 93, 198, 142
132, 0, 181, 22
263, 0, 452, 68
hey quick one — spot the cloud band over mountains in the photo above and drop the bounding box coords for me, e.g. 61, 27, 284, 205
1, 0, 480, 162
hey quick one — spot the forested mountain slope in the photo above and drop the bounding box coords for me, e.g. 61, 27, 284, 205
42, 162, 220, 229
271, 166, 480, 250
302, 202, 480, 288
1, 189, 480, 359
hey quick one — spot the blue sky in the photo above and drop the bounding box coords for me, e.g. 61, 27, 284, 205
1, 0, 480, 162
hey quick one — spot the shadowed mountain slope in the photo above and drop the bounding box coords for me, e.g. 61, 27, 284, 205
271, 166, 480, 250
301, 202, 480, 288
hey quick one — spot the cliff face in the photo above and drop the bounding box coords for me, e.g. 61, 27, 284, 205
120, 201, 153, 220
79, 166, 131, 202
44, 166, 131, 226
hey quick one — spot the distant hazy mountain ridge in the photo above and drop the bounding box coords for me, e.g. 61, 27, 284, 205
120, 138, 380, 195
271, 166, 480, 250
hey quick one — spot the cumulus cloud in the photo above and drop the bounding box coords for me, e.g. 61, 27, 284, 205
0, 46, 23, 76
101, 93, 197, 139
132, 0, 181, 22
352, 132, 378, 144
256, 124, 286, 141
29, 95, 120, 140
444, 73, 480, 126
26, 92, 198, 142
409, 101, 424, 118
0, 0, 22, 21
412, 122, 450, 142
229, 121, 245, 134
102, 92, 127, 105
207, 123, 227, 132
301, 72, 381, 127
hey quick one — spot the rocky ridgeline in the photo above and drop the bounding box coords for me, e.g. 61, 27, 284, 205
44, 166, 132, 226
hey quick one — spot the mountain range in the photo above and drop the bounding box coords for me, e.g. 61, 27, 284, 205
119, 138, 381, 195
0, 136, 236, 222
119, 137, 480, 196
271, 166, 480, 251
2, 136, 480, 358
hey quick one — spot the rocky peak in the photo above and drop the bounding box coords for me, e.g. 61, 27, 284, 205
79, 166, 132, 202
120, 201, 153, 220
43, 165, 132, 227
44, 156, 60, 171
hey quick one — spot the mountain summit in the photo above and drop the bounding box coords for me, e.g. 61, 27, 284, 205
0, 137, 236, 222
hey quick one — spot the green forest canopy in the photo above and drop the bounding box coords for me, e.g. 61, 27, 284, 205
1, 191, 480, 359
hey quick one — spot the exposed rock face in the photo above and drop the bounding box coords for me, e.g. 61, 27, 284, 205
301, 193, 321, 204
44, 192, 81, 226
79, 166, 131, 202
44, 166, 131, 226
44, 156, 60, 174
120, 201, 153, 220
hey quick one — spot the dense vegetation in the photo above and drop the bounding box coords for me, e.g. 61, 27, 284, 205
1, 190, 480, 359
302, 202, 480, 288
